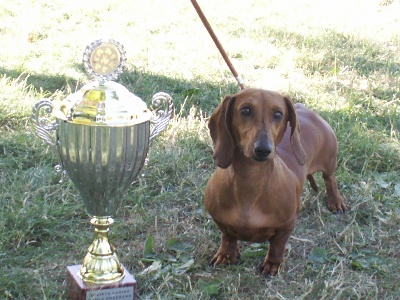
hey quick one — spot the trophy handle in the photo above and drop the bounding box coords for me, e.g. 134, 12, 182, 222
31, 99, 59, 146
31, 100, 65, 178
149, 92, 173, 142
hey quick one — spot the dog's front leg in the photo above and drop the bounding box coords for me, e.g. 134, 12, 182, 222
259, 215, 298, 276
210, 232, 239, 266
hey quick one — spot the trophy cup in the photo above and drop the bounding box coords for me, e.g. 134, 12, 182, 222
31, 39, 173, 299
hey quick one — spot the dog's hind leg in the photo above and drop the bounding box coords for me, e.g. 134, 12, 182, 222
322, 172, 347, 213
307, 174, 319, 192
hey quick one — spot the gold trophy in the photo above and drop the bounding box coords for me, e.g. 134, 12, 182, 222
32, 39, 173, 299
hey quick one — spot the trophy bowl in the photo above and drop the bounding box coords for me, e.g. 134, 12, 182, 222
31, 40, 173, 286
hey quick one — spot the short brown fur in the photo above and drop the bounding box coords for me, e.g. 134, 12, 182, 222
205, 88, 347, 276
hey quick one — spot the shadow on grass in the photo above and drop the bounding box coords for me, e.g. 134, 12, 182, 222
255, 26, 400, 79
1, 35, 399, 176
0, 65, 239, 117
0, 67, 79, 95
250, 25, 400, 175
2, 20, 399, 174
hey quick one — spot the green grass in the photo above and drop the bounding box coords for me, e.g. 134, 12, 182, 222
1, 0, 400, 299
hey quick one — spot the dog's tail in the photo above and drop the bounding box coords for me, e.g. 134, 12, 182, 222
307, 174, 319, 192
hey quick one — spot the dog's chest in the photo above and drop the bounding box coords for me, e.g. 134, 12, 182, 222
215, 208, 280, 242
209, 180, 298, 242
213, 202, 288, 242
206, 164, 299, 242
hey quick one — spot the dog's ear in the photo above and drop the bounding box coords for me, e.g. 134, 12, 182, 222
284, 96, 306, 165
208, 95, 235, 168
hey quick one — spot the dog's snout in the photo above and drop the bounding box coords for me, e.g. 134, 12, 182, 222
253, 136, 273, 161
254, 141, 272, 158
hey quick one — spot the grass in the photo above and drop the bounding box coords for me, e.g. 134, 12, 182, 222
1, 0, 400, 299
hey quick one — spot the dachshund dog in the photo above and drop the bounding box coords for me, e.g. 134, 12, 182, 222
205, 88, 347, 276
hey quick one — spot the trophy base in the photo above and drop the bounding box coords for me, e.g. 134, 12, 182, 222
66, 265, 137, 300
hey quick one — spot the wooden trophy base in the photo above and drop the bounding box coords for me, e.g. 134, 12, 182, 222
66, 265, 137, 300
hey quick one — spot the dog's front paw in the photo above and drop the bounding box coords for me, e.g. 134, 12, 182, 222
259, 259, 283, 276
210, 247, 239, 266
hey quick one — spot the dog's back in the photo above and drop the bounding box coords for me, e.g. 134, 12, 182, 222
277, 103, 340, 187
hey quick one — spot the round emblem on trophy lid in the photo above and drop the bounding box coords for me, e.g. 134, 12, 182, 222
83, 39, 126, 82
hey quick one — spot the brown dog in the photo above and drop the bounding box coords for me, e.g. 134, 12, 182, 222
205, 88, 347, 276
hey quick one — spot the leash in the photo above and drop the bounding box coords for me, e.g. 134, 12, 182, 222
190, 0, 245, 90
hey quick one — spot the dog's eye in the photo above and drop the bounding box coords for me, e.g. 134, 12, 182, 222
273, 111, 283, 120
240, 107, 252, 116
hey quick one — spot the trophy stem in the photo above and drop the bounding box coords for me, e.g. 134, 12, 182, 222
79, 217, 125, 284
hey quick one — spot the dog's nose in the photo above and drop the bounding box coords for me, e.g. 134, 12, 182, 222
253, 139, 272, 160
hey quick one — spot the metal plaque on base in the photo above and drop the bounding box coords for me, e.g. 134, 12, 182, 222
66, 265, 136, 300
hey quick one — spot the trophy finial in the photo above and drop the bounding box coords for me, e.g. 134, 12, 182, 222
83, 39, 126, 82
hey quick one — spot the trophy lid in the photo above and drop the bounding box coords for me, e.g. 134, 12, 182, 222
54, 39, 152, 126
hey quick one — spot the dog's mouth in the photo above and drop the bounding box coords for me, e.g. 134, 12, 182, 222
251, 151, 273, 162
252, 154, 270, 162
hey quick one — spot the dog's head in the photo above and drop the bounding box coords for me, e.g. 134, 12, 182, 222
209, 88, 305, 168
